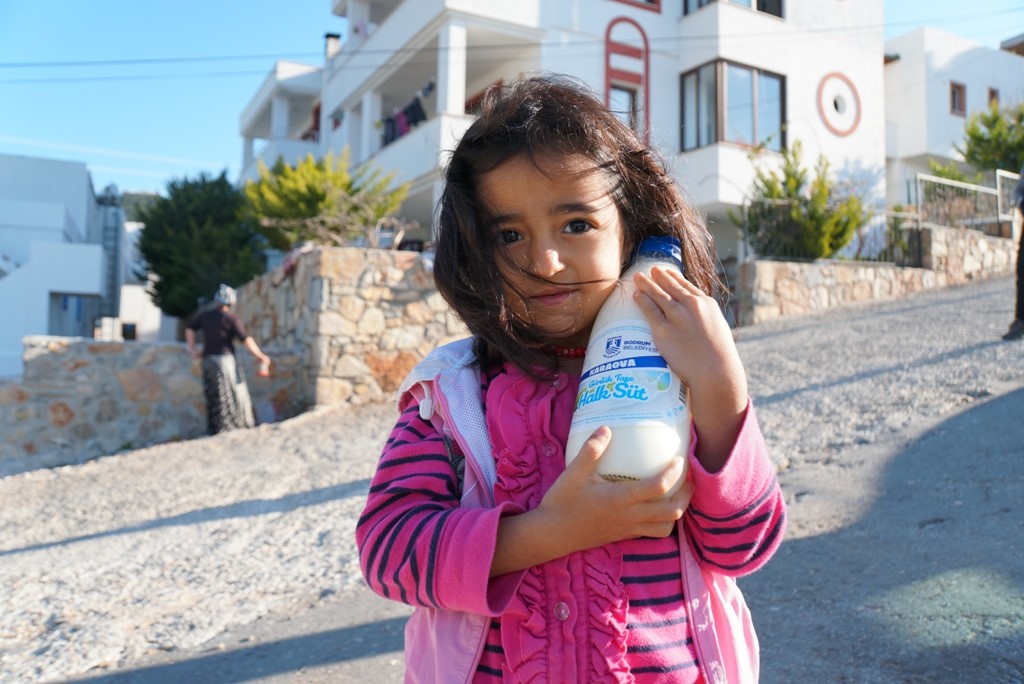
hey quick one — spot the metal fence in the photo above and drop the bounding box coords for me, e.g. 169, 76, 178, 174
740, 170, 1021, 265
915, 173, 1005, 236
740, 199, 925, 266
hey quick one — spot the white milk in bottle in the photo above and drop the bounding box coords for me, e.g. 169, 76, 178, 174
565, 236, 690, 494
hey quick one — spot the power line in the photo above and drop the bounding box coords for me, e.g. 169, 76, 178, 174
0, 52, 323, 69
1, 6, 1019, 72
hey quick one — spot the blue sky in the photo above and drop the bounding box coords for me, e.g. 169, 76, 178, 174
0, 0, 1021, 197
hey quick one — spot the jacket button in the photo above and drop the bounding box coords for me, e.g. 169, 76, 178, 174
554, 602, 570, 621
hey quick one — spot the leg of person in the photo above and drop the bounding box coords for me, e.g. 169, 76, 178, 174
200, 355, 230, 434
1005, 211, 1024, 340
216, 353, 256, 431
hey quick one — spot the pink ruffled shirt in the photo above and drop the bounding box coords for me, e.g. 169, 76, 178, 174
357, 362, 785, 683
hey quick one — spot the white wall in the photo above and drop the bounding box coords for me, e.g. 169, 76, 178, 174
0, 198, 76, 263
118, 282, 179, 342
886, 28, 1024, 162
0, 155, 94, 241
0, 242, 104, 377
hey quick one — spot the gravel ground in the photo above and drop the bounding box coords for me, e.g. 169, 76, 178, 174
1, 275, 1023, 683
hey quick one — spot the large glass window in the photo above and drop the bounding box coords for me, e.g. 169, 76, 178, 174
681, 63, 718, 150
684, 0, 783, 17
681, 60, 784, 152
609, 85, 639, 131
726, 64, 754, 144
757, 72, 783, 151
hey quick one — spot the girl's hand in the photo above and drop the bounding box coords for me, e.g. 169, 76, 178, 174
545, 426, 695, 546
491, 427, 693, 576
632, 266, 748, 472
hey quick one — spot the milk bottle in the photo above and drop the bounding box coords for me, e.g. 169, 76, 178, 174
565, 236, 690, 494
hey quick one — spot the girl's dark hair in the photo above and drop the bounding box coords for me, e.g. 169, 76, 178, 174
433, 74, 724, 373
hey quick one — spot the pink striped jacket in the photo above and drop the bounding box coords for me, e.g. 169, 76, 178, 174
358, 338, 785, 683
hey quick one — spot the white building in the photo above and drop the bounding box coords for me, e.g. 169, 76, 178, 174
0, 154, 110, 377
237, 0, 1022, 275
96, 219, 179, 344
240, 0, 888, 268
884, 27, 1024, 206
0, 155, 179, 377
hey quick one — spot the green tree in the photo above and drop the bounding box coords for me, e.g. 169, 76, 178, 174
926, 158, 983, 184
137, 172, 265, 319
956, 100, 1024, 173
739, 141, 869, 259
243, 149, 409, 250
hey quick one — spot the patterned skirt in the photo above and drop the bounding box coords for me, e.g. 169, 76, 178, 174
200, 354, 255, 435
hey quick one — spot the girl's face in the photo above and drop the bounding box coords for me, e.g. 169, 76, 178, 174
477, 153, 626, 347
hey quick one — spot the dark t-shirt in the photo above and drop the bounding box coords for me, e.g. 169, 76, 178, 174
187, 308, 249, 357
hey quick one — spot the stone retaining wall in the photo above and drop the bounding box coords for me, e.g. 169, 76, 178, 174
0, 338, 206, 475
736, 224, 1017, 325
0, 247, 467, 475
2, 227, 1015, 475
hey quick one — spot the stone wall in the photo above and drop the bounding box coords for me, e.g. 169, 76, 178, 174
0, 338, 206, 476
2, 228, 1014, 475
234, 246, 467, 411
736, 224, 1017, 325
0, 247, 467, 476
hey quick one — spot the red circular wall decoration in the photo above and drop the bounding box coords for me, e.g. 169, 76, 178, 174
817, 72, 861, 137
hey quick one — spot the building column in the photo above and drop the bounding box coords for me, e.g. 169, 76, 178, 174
361, 90, 383, 160
436, 21, 467, 116
271, 94, 290, 138
243, 136, 254, 169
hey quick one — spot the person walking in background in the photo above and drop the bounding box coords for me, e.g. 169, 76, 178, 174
356, 76, 785, 682
1004, 165, 1024, 340
185, 284, 271, 434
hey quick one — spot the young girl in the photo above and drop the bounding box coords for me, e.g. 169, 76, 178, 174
356, 75, 785, 683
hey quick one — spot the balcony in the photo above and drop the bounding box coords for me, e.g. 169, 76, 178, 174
239, 61, 322, 183
239, 138, 321, 185
366, 112, 476, 228
324, 0, 541, 113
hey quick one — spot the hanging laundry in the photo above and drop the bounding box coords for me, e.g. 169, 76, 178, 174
376, 78, 436, 147
382, 117, 397, 145
404, 96, 427, 128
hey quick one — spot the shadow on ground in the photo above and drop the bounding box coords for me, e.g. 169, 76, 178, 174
65, 388, 1024, 683
745, 387, 1024, 683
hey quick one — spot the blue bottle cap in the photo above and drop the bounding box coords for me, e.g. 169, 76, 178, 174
636, 236, 683, 269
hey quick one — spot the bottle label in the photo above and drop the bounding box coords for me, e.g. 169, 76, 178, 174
572, 319, 686, 431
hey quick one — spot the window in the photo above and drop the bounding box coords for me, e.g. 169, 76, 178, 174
684, 0, 783, 17
989, 88, 999, 107
757, 0, 783, 17
681, 60, 784, 152
950, 82, 966, 116
681, 63, 717, 149
611, 0, 660, 11
609, 85, 639, 131
605, 17, 649, 141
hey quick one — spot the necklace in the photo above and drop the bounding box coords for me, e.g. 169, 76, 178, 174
549, 344, 587, 359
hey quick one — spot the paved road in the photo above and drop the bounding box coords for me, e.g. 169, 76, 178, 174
55, 276, 1024, 683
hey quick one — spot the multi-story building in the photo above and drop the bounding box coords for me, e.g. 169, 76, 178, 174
0, 155, 179, 377
884, 26, 1024, 206
239, 0, 888, 270
236, 0, 1023, 274
0, 154, 109, 377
